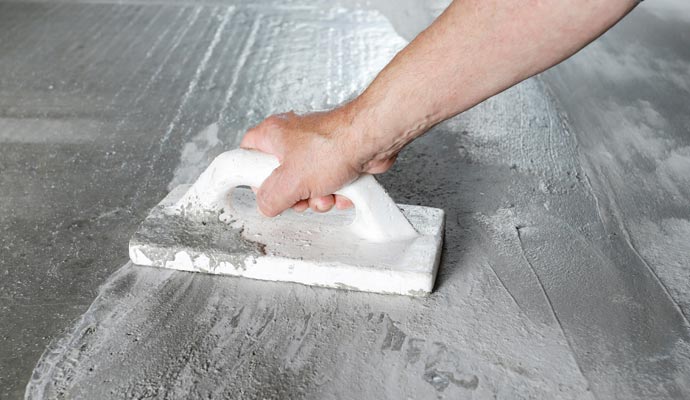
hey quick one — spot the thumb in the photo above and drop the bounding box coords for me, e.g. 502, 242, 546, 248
256, 165, 306, 217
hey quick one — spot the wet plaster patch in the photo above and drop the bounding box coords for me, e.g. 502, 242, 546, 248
21, 1, 690, 399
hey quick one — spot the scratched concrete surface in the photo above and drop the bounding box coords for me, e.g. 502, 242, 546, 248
0, 0, 689, 399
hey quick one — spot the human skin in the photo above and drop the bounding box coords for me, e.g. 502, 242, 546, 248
240, 0, 638, 217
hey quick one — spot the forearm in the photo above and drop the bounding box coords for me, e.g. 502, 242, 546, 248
344, 0, 637, 167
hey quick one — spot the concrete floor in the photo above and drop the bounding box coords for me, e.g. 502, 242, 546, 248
1, 0, 689, 398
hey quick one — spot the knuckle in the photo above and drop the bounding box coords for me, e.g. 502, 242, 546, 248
257, 184, 276, 205
264, 115, 285, 129
256, 189, 277, 216
240, 129, 257, 144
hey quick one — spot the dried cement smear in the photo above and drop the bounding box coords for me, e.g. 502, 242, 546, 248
23, 1, 690, 399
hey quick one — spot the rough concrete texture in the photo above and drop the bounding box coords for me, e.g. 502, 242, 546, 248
0, 0, 688, 399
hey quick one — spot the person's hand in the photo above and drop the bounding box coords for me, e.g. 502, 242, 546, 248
240, 107, 396, 217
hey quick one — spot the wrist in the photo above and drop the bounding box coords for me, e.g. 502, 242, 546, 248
324, 100, 377, 173
338, 95, 432, 173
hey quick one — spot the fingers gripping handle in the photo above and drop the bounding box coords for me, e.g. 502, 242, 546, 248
174, 149, 418, 243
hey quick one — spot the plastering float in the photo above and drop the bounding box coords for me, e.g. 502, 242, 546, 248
129, 149, 444, 296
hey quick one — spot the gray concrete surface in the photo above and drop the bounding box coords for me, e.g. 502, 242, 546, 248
1, 0, 689, 398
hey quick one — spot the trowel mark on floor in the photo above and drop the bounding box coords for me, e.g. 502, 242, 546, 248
381, 314, 406, 351
632, 217, 690, 315
284, 312, 313, 365
513, 207, 690, 399
474, 208, 557, 326
422, 341, 480, 392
